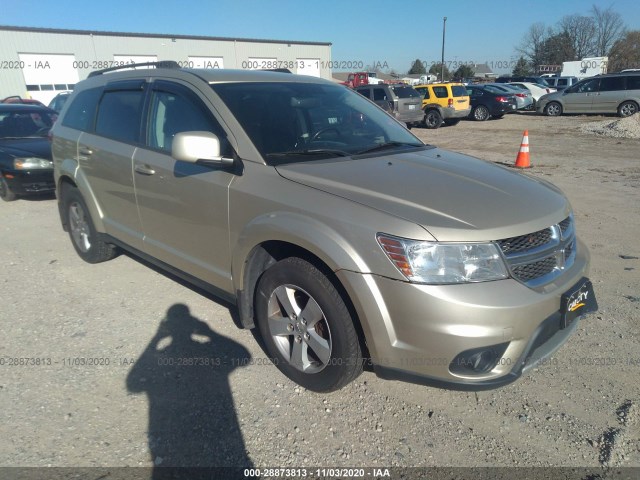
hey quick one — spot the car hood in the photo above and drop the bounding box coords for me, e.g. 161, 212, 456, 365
0, 138, 52, 159
275, 147, 570, 242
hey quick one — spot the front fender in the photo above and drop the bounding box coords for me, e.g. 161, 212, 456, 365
231, 211, 369, 293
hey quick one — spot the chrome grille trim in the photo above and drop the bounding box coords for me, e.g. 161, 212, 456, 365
497, 215, 575, 287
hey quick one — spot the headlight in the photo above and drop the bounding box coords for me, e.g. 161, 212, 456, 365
377, 234, 509, 284
13, 157, 53, 170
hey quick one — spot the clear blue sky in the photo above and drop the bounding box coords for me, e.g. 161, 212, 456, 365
2, 0, 639, 74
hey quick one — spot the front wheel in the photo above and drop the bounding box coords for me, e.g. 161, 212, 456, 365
62, 186, 118, 263
618, 101, 638, 118
472, 105, 490, 121
0, 176, 17, 202
544, 101, 563, 117
255, 257, 363, 392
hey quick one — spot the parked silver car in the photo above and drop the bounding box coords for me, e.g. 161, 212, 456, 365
537, 72, 640, 117
51, 63, 597, 392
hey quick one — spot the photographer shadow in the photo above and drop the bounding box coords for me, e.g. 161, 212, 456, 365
127, 303, 253, 478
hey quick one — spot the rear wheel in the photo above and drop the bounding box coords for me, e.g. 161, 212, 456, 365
443, 118, 461, 126
544, 101, 562, 117
618, 101, 638, 118
62, 186, 118, 263
255, 257, 363, 392
0, 176, 17, 202
423, 109, 443, 129
472, 105, 490, 121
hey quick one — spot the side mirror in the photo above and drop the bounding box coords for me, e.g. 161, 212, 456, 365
171, 131, 234, 167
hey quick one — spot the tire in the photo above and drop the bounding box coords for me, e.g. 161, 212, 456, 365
472, 105, 490, 121
423, 109, 443, 129
443, 118, 461, 126
255, 257, 363, 392
618, 101, 638, 118
0, 176, 17, 202
61, 186, 118, 263
544, 101, 563, 117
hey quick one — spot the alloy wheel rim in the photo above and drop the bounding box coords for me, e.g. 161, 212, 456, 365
621, 103, 636, 116
267, 284, 332, 373
69, 202, 91, 252
475, 107, 488, 120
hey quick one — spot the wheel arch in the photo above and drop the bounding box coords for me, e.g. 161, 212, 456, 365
236, 238, 372, 362
56, 163, 106, 234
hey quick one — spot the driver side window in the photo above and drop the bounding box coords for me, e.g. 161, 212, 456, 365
147, 86, 230, 156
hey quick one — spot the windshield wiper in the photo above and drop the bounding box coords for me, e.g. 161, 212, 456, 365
354, 141, 423, 155
268, 149, 350, 158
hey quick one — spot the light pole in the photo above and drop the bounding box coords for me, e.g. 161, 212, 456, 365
441, 17, 447, 81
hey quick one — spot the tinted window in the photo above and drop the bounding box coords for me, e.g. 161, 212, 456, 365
373, 88, 387, 101
627, 76, 640, 90
357, 88, 370, 99
432, 86, 448, 98
147, 88, 229, 155
575, 78, 600, 93
557, 79, 568, 86
95, 89, 145, 143
452, 86, 467, 97
415, 87, 429, 99
390, 85, 421, 98
599, 77, 626, 92
62, 87, 101, 131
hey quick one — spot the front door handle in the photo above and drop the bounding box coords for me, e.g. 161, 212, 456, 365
79, 148, 93, 156
134, 164, 156, 175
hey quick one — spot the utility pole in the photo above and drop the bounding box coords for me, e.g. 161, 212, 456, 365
441, 17, 447, 81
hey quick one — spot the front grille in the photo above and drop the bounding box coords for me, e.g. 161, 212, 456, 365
498, 228, 552, 254
511, 256, 556, 282
498, 215, 575, 287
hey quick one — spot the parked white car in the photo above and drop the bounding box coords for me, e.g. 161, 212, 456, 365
507, 82, 557, 103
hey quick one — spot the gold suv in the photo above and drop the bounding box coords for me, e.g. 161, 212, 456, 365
413, 83, 471, 129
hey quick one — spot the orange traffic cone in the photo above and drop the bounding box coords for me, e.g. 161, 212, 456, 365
515, 130, 531, 168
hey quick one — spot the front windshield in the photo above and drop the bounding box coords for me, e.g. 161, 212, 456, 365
211, 82, 424, 164
0, 110, 58, 138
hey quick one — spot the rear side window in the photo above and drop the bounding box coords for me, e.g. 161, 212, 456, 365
95, 89, 145, 143
390, 85, 421, 98
451, 86, 467, 97
557, 79, 568, 87
357, 88, 371, 99
432, 86, 448, 98
627, 76, 640, 90
61, 87, 101, 131
373, 88, 387, 101
599, 77, 626, 92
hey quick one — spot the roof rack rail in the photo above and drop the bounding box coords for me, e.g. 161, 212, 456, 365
262, 68, 292, 73
88, 60, 181, 78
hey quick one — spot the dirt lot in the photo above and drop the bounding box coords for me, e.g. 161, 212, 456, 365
1, 113, 638, 478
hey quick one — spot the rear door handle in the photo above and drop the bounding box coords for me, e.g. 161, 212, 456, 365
134, 164, 156, 176
79, 148, 93, 156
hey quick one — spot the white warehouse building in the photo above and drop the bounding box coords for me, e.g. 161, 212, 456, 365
0, 25, 333, 105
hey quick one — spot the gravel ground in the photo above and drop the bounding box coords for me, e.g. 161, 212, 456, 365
579, 113, 640, 139
0, 112, 638, 479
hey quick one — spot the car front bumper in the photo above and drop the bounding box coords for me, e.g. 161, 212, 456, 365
336, 237, 593, 390
1, 169, 55, 195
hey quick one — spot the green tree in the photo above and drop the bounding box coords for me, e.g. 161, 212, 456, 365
408, 59, 427, 75
453, 64, 475, 79
512, 57, 533, 76
428, 62, 451, 81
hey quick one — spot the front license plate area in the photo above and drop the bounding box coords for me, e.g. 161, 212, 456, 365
560, 278, 598, 329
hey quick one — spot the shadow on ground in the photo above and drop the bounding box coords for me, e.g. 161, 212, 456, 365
127, 304, 253, 479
